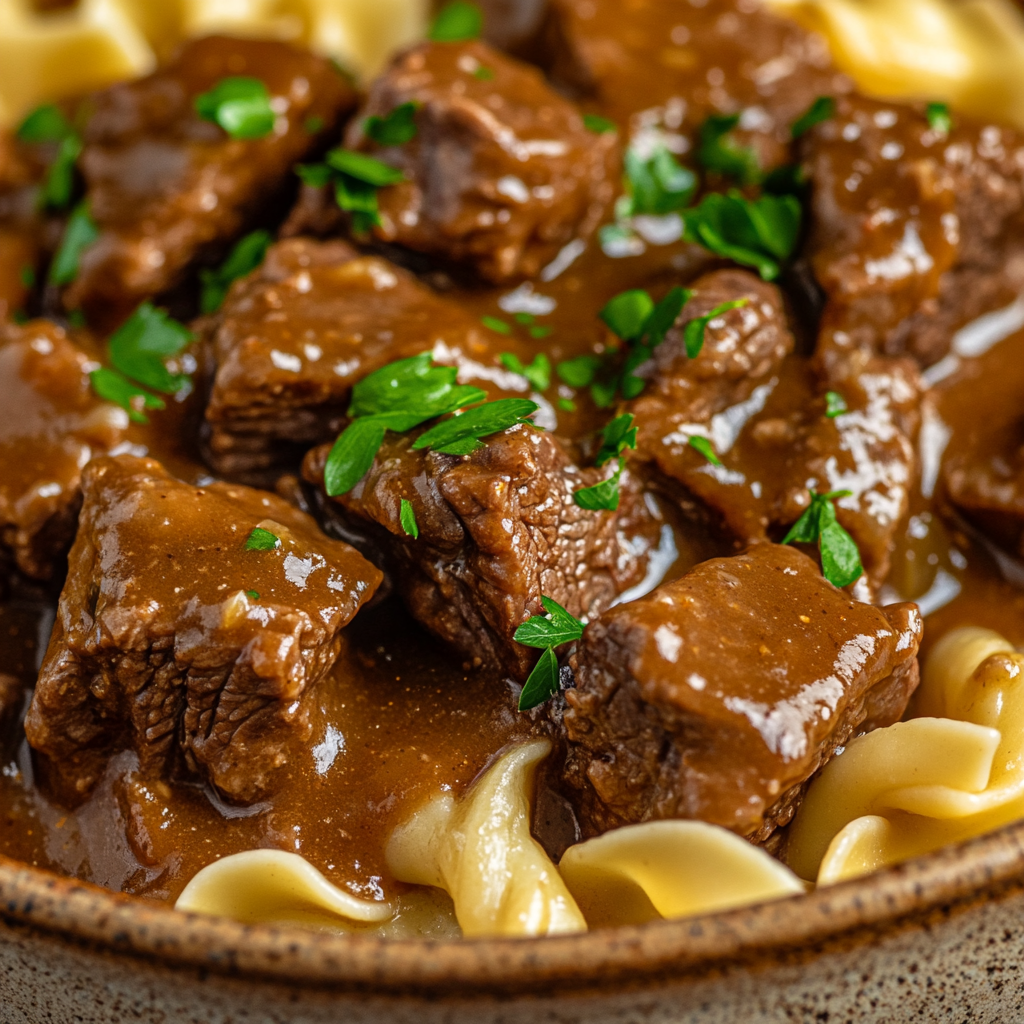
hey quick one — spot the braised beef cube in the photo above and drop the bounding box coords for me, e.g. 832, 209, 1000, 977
203, 237, 497, 476
24, 454, 382, 804
62, 36, 356, 324
561, 544, 922, 842
805, 94, 1024, 370
542, 0, 842, 166
0, 131, 50, 320
304, 425, 662, 681
0, 319, 129, 581
288, 40, 618, 283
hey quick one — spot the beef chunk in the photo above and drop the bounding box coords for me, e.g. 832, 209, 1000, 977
63, 36, 356, 325
0, 318, 129, 581
287, 39, 618, 283
202, 237, 495, 476
561, 544, 922, 842
304, 424, 662, 681
0, 132, 50, 320
24, 454, 382, 804
805, 94, 1024, 371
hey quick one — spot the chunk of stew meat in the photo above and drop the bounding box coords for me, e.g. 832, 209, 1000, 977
63, 36, 356, 325
561, 544, 922, 843
304, 425, 662, 681
287, 39, 618, 283
25, 455, 382, 804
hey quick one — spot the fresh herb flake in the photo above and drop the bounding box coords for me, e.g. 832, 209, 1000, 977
195, 77, 276, 140
200, 229, 272, 314
518, 646, 560, 711
514, 312, 536, 326
688, 435, 722, 466
17, 104, 73, 143
19, 265, 35, 288
574, 462, 624, 511
683, 297, 749, 359
926, 101, 953, 134
324, 417, 389, 497
791, 96, 836, 139
365, 101, 419, 146
599, 289, 655, 341
556, 354, 601, 388
246, 590, 261, 600
783, 489, 863, 588
698, 113, 760, 184
326, 148, 405, 187
530, 325, 552, 340
622, 144, 697, 217
514, 595, 584, 649
473, 65, 495, 80
245, 527, 280, 551
49, 201, 98, 285
595, 413, 637, 467
824, 390, 847, 418
109, 302, 193, 394
400, 498, 419, 539
500, 352, 551, 391
412, 398, 538, 455
39, 133, 82, 211
558, 397, 576, 412
89, 367, 164, 423
583, 113, 617, 134
481, 315, 512, 335
430, 0, 483, 41
304, 115, 325, 134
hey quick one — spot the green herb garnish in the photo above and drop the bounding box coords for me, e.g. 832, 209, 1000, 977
558, 398, 576, 412
304, 115, 325, 134
926, 101, 953, 134
481, 315, 512, 335
411, 397, 538, 455
682, 190, 801, 281
688, 435, 721, 466
698, 113, 759, 184
573, 415, 638, 510
365, 101, 419, 146
622, 144, 697, 217
500, 352, 551, 391
515, 596, 584, 711
19, 266, 35, 288
573, 464, 624, 511
400, 498, 419, 539
49, 201, 98, 285
89, 367, 165, 423
594, 413, 637, 467
473, 66, 495, 81
783, 489, 863, 588
824, 390, 847, 418
791, 96, 836, 139
299, 148, 405, 234
17, 104, 73, 143
200, 230, 272, 314
245, 527, 280, 551
683, 298, 749, 359
583, 114, 617, 134
17, 104, 82, 211
430, 0, 483, 41
109, 302, 193, 394
246, 590, 261, 600
195, 77, 276, 139
530, 325, 552, 339
556, 354, 602, 388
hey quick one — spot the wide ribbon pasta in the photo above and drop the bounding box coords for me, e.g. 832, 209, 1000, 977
559, 821, 805, 929
386, 739, 587, 938
767, 0, 1024, 130
787, 627, 1024, 884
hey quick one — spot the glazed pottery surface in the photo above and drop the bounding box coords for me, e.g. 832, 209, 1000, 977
2, 818, 1024, 1023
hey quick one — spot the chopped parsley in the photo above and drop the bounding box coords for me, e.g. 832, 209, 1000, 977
594, 413, 637, 467
18, 104, 82, 212
558, 397, 576, 412
411, 397, 538, 455
245, 527, 280, 551
304, 115, 325, 134
825, 390, 847, 418
364, 102, 419, 146
195, 77, 276, 139
621, 143, 697, 217
783, 489, 863, 588
245, 590, 261, 600
514, 596, 584, 711
583, 114, 617, 134
299, 148, 406, 234
791, 96, 836, 139
500, 352, 551, 391
574, 414, 638, 511
473, 66, 495, 81
89, 367, 164, 423
481, 315, 512, 335
688, 435, 721, 466
400, 498, 419, 539
683, 298, 749, 359
556, 354, 602, 388
429, 0, 483, 41
200, 230, 272, 314
17, 104, 73, 143
926, 101, 953, 135
19, 265, 35, 288
49, 201, 98, 285
109, 302, 193, 394
697, 113, 760, 185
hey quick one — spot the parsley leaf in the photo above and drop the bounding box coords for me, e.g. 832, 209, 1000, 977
246, 590, 261, 600
109, 302, 193, 394
89, 367, 164, 423
583, 114, 617, 134
595, 413, 637, 467
698, 113, 759, 184
791, 96, 836, 139
688, 435, 721, 466
299, 149, 405, 233
514, 595, 584, 649
473, 66, 495, 81
556, 354, 601, 388
304, 115, 325, 134
324, 417, 389, 497
365, 101, 419, 145
783, 489, 863, 588
825, 390, 847, 418
600, 289, 654, 341
246, 527, 280, 551
518, 646, 560, 711
574, 463, 624, 511
622, 144, 697, 216
200, 230, 272, 314
412, 398, 539, 455
400, 498, 419, 538
17, 104, 73, 143
195, 77, 276, 139
683, 298, 749, 359
20, 266, 35, 288
500, 352, 551, 391
926, 101, 953, 134
682, 190, 801, 281
17, 105, 82, 212
430, 0, 483, 41
327, 148, 405, 187
49, 201, 98, 285
481, 315, 512, 335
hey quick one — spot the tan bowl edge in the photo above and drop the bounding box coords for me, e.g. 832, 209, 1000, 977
3, 818, 1024, 998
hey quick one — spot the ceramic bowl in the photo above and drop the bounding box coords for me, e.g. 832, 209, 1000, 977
2, 816, 1024, 1023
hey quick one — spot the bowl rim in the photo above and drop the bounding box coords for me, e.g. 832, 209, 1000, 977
3, 816, 1024, 997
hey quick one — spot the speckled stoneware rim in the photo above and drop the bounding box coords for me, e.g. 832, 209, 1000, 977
4, 818, 1024, 996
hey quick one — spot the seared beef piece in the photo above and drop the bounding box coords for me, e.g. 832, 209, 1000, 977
24, 454, 382, 804
805, 94, 1024, 370
0, 318, 128, 581
286, 40, 618, 283
541, 0, 843, 167
304, 424, 662, 681
62, 36, 356, 325
561, 544, 922, 842
0, 132, 50, 320
202, 237, 497, 477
